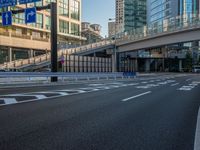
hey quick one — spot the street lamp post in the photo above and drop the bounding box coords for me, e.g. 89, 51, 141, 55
109, 18, 117, 72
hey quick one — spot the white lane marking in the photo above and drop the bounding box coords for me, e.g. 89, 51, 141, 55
8, 94, 47, 100
194, 107, 200, 150
37, 91, 69, 96
0, 98, 17, 104
171, 83, 179, 86
58, 89, 86, 93
142, 82, 148, 84
122, 91, 152, 102
186, 79, 192, 81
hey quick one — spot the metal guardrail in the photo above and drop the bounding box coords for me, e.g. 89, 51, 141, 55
117, 14, 200, 43
0, 72, 135, 83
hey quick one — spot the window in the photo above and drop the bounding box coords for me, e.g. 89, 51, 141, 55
71, 23, 79, 35
45, 16, 51, 30
71, 0, 80, 20
59, 20, 69, 34
59, 0, 69, 16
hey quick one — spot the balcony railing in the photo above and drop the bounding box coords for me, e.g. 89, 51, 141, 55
11, 33, 31, 39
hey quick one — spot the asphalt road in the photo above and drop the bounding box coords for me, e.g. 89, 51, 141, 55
0, 74, 200, 150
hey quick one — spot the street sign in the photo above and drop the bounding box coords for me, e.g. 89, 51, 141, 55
0, 0, 17, 8
2, 11, 12, 26
25, 7, 36, 24
19, 0, 40, 4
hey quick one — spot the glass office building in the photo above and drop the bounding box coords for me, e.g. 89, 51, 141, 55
147, 0, 199, 25
124, 0, 147, 32
179, 0, 199, 16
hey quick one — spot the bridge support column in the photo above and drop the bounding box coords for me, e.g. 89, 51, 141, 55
179, 59, 182, 72
134, 58, 138, 72
192, 41, 199, 65
29, 49, 34, 58
112, 54, 116, 72
8, 47, 12, 62
145, 59, 150, 72
155, 60, 158, 72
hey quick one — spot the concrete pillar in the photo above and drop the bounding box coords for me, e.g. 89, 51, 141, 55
179, 59, 182, 72
112, 54, 115, 72
192, 41, 199, 65
162, 58, 165, 72
155, 60, 158, 72
64, 55, 67, 72
145, 59, 150, 72
134, 58, 138, 72
8, 47, 12, 62
29, 49, 34, 58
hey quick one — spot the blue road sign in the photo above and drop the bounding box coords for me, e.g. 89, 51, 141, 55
0, 0, 17, 8
2, 11, 12, 26
19, 0, 40, 4
25, 7, 36, 24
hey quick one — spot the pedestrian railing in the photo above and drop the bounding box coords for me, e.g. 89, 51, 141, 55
0, 40, 114, 70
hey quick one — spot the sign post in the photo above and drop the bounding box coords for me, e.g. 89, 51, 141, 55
50, 2, 58, 82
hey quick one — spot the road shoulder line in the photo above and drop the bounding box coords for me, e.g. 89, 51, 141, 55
194, 107, 200, 150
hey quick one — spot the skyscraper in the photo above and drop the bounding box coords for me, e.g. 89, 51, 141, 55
124, 0, 146, 32
115, 0, 147, 33
147, 0, 200, 25
178, 0, 199, 16
115, 0, 124, 33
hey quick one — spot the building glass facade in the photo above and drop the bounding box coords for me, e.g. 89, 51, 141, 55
147, 0, 172, 25
179, 0, 199, 16
124, 0, 146, 32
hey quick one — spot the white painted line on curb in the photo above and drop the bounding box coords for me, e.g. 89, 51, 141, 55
171, 83, 179, 86
194, 107, 200, 150
122, 91, 152, 102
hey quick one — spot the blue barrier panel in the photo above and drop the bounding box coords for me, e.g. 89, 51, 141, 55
123, 72, 136, 77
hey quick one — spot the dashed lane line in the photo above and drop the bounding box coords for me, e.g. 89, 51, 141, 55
171, 83, 180, 86
122, 91, 152, 102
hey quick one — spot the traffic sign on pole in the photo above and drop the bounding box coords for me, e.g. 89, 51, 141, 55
2, 11, 12, 26
25, 7, 36, 24
0, 0, 17, 8
19, 0, 40, 4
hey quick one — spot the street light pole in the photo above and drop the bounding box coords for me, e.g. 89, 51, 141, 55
109, 18, 117, 72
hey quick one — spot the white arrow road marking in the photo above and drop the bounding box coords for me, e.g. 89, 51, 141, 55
27, 11, 35, 20
5, 13, 9, 24
122, 91, 152, 102
0, 98, 17, 104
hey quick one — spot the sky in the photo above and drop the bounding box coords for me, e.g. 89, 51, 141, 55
82, 0, 115, 37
